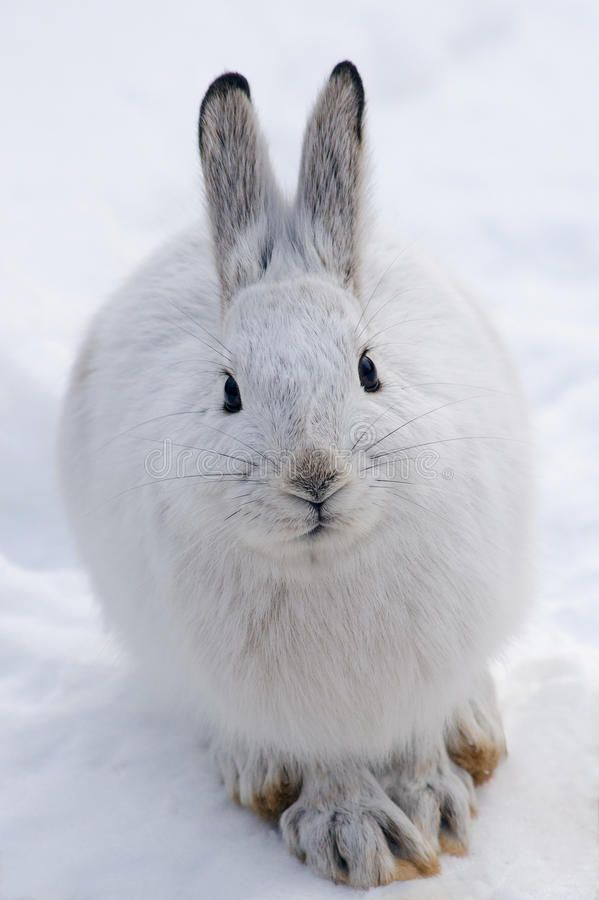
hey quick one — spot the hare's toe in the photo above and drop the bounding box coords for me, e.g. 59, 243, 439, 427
384, 760, 474, 858
248, 766, 302, 822
213, 741, 301, 822
446, 680, 507, 786
448, 729, 504, 786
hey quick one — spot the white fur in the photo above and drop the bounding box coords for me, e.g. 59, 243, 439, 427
60, 231, 531, 759
59, 65, 531, 884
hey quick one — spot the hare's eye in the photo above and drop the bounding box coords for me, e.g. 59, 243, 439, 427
223, 375, 242, 413
358, 354, 380, 392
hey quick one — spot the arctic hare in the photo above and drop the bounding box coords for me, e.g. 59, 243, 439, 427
60, 62, 531, 887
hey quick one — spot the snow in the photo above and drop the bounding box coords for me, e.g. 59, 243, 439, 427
1, 1, 598, 897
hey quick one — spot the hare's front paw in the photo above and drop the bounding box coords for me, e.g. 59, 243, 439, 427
446, 673, 507, 786
379, 743, 476, 858
280, 765, 439, 888
213, 740, 301, 822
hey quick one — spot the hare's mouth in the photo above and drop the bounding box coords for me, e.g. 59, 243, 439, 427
304, 522, 325, 539
289, 484, 350, 540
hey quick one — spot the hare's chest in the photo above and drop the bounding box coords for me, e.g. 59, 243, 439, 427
226, 579, 413, 691
197, 577, 437, 757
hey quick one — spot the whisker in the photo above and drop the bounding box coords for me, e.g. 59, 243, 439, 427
363, 434, 528, 471
223, 497, 262, 522
354, 247, 409, 335
373, 478, 437, 487
369, 483, 455, 526
226, 490, 255, 502
123, 433, 257, 468
365, 394, 488, 455
356, 286, 421, 340
108, 471, 258, 502
169, 299, 233, 359
168, 316, 231, 364
166, 358, 224, 367
364, 315, 446, 346
100, 412, 279, 473
367, 340, 432, 353
198, 422, 280, 474
361, 453, 422, 472
370, 483, 510, 555
351, 382, 513, 453
392, 381, 513, 395
81, 472, 267, 522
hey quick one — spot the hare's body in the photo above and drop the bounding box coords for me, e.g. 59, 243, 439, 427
60, 64, 531, 886
61, 230, 528, 759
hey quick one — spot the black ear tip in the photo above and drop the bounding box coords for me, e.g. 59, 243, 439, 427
202, 71, 251, 106
199, 72, 251, 150
330, 61, 365, 139
330, 60, 364, 98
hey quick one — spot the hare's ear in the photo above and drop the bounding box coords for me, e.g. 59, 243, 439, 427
199, 73, 282, 303
295, 61, 365, 293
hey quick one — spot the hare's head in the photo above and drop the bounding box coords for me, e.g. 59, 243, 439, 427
198, 63, 387, 561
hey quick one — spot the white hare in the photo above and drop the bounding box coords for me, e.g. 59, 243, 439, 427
60, 62, 531, 887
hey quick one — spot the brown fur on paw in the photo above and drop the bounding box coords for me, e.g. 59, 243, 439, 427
447, 674, 507, 786
330, 855, 440, 888
439, 830, 468, 857
248, 770, 302, 822
393, 855, 441, 882
448, 732, 504, 786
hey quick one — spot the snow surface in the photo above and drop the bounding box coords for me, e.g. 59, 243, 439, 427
1, 1, 598, 898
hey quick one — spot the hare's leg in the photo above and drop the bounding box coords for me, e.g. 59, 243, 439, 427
445, 670, 507, 786
281, 763, 439, 888
377, 738, 477, 858
378, 673, 505, 857
212, 736, 302, 822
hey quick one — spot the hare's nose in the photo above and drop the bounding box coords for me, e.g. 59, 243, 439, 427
283, 449, 349, 503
